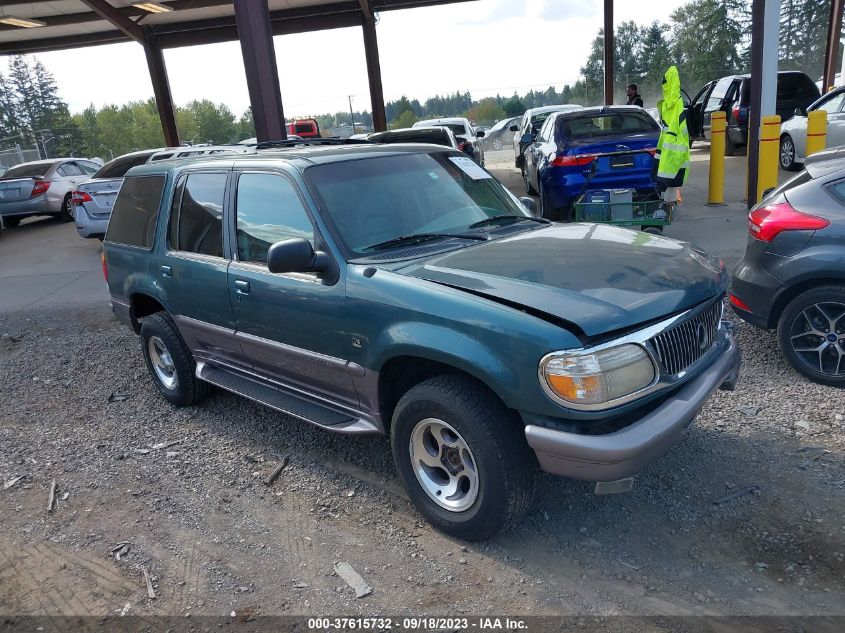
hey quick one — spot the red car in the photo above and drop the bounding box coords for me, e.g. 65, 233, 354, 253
286, 119, 320, 138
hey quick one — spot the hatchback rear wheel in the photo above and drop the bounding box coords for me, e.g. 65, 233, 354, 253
778, 286, 845, 387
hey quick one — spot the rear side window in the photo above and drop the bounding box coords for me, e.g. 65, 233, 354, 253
168, 172, 227, 257
778, 74, 819, 101
57, 163, 84, 177
94, 153, 155, 179
105, 175, 166, 249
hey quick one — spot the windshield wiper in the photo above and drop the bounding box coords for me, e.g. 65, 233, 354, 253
361, 232, 487, 253
468, 215, 551, 229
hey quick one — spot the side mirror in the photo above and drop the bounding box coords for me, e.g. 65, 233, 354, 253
795, 106, 807, 117
475, 130, 485, 138
509, 125, 519, 132
519, 197, 537, 216
520, 133, 534, 145
267, 238, 331, 275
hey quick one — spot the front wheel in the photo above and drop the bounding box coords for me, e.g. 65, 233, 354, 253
522, 168, 537, 195
3, 217, 20, 228
390, 375, 537, 541
777, 285, 845, 387
780, 135, 799, 171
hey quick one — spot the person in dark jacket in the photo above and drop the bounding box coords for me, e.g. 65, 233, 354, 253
626, 83, 644, 107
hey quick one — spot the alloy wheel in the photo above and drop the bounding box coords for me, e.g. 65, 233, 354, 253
780, 137, 795, 169
789, 301, 845, 376
409, 418, 479, 512
148, 335, 178, 390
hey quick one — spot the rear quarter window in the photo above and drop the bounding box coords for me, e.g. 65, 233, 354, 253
104, 175, 166, 249
778, 74, 820, 101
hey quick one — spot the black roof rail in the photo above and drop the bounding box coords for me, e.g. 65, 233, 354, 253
255, 138, 374, 150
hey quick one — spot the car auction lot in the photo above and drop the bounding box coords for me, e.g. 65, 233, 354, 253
1, 167, 843, 620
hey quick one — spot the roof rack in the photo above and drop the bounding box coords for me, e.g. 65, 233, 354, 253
255, 138, 374, 150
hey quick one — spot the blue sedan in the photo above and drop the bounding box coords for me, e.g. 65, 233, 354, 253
522, 106, 661, 221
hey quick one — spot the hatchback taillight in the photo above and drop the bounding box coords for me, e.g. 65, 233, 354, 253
748, 201, 829, 242
31, 180, 50, 197
71, 191, 93, 205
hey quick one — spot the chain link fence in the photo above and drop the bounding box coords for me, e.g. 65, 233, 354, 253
0, 144, 41, 171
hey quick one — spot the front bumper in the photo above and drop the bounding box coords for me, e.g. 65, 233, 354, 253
525, 333, 741, 482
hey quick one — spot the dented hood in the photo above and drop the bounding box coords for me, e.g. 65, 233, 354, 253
400, 224, 726, 337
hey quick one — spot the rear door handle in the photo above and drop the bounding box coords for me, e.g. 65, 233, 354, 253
160, 265, 172, 277
234, 279, 250, 295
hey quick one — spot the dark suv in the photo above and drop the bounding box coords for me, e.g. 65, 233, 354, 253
103, 141, 740, 540
688, 71, 820, 155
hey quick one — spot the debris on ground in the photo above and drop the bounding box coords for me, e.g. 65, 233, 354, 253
141, 565, 156, 599
111, 542, 131, 560
738, 405, 760, 417
292, 582, 309, 589
798, 448, 829, 470
334, 561, 372, 598
134, 439, 182, 455
3, 475, 23, 490
47, 479, 57, 513
263, 456, 290, 486
713, 485, 759, 505
108, 393, 131, 403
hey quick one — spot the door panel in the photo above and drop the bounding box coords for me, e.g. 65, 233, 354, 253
158, 171, 243, 367
227, 171, 357, 406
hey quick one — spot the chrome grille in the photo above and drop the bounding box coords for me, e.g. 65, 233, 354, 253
650, 300, 722, 375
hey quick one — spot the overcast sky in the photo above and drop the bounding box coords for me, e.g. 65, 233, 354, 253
35, 0, 683, 117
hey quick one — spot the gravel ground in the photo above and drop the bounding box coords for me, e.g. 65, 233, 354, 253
0, 303, 843, 619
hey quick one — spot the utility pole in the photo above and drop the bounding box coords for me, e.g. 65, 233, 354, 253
348, 95, 356, 135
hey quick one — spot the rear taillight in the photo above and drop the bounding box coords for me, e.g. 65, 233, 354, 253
748, 202, 829, 242
729, 293, 752, 312
101, 252, 108, 283
551, 154, 596, 167
645, 148, 657, 156
71, 191, 92, 205
457, 141, 468, 151
732, 104, 747, 123
31, 180, 50, 197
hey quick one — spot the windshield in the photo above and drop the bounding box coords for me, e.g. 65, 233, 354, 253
305, 152, 529, 257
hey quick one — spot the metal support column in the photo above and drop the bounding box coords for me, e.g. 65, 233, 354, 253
747, 0, 780, 209
823, 0, 845, 92
144, 34, 179, 148
360, 5, 387, 132
603, 0, 614, 105
234, 0, 285, 142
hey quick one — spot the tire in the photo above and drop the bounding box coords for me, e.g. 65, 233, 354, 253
390, 374, 537, 541
3, 217, 20, 228
522, 168, 537, 195
538, 181, 561, 221
724, 133, 736, 156
140, 312, 211, 406
780, 134, 799, 171
642, 226, 663, 235
777, 285, 845, 387
60, 194, 74, 222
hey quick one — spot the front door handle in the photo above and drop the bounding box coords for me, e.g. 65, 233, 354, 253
234, 279, 250, 295
160, 265, 172, 278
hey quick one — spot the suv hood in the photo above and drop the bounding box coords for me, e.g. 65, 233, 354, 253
400, 224, 726, 337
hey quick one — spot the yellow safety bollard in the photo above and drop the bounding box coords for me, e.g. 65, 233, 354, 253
708, 111, 726, 205
757, 115, 781, 201
805, 110, 827, 158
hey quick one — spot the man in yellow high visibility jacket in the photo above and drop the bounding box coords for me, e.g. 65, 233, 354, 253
655, 65, 690, 192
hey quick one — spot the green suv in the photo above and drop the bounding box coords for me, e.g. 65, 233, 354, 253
103, 141, 740, 540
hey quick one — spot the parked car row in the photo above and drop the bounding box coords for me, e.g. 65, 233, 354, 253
412, 117, 486, 165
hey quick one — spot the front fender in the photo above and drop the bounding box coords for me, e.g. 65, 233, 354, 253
371, 322, 520, 404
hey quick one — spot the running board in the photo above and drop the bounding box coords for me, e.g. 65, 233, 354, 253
195, 362, 379, 434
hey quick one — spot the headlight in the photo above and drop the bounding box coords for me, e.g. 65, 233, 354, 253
540, 344, 656, 407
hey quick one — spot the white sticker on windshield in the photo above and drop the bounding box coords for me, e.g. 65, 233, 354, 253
449, 156, 492, 180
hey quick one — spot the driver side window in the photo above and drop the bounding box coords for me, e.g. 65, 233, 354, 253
235, 172, 315, 265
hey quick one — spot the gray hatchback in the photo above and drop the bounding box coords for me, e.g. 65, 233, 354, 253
731, 151, 845, 386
